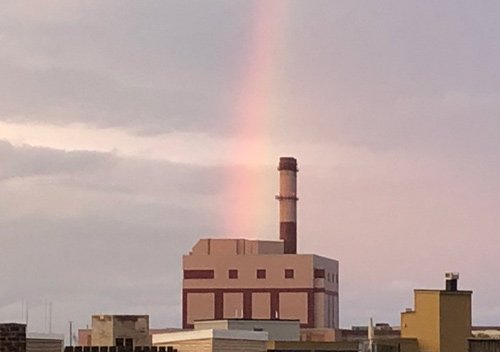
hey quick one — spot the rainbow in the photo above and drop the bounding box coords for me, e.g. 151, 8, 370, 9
223, 1, 290, 237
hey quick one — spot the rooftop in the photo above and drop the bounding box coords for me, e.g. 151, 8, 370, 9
189, 238, 285, 256
152, 329, 269, 344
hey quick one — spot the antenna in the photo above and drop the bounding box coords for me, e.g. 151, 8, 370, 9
25, 301, 29, 328
49, 302, 53, 333
69, 321, 73, 347
44, 299, 47, 332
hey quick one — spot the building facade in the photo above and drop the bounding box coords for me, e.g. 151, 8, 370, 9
182, 238, 339, 329
193, 319, 300, 342
401, 273, 472, 352
182, 158, 339, 330
90, 315, 151, 347
26, 333, 64, 352
153, 329, 268, 352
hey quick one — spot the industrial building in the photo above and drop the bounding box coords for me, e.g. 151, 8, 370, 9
182, 157, 339, 329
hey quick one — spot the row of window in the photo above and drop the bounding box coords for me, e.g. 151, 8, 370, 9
184, 269, 294, 280
184, 269, 338, 282
314, 269, 339, 283
115, 338, 133, 347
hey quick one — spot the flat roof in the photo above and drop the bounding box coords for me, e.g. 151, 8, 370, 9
152, 329, 269, 344
194, 318, 300, 322
27, 332, 65, 340
472, 326, 500, 330
413, 289, 473, 294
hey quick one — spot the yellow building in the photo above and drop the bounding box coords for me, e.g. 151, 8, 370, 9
401, 273, 472, 352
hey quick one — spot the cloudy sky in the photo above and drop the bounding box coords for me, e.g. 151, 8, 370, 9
1, 0, 500, 335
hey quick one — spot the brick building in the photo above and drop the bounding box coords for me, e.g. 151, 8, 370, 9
0, 324, 26, 352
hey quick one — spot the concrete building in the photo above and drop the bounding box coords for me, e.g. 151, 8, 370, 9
193, 319, 300, 342
90, 315, 150, 347
401, 273, 472, 352
26, 333, 64, 352
182, 157, 339, 329
153, 329, 268, 352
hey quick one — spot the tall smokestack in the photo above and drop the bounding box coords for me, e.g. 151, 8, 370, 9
276, 157, 298, 254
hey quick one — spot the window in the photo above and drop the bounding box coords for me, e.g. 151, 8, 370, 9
183, 269, 214, 279
285, 269, 294, 279
125, 339, 133, 348
256, 269, 266, 279
327, 273, 331, 282
228, 269, 238, 279
115, 338, 133, 347
314, 268, 325, 279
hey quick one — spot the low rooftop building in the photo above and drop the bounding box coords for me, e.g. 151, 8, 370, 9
26, 333, 64, 352
90, 315, 150, 347
193, 319, 300, 342
153, 329, 268, 352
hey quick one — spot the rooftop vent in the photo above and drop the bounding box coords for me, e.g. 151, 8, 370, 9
445, 272, 459, 291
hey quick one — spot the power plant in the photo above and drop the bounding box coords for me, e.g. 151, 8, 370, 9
182, 157, 339, 329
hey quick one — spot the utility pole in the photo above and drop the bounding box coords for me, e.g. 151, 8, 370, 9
25, 301, 29, 328
69, 321, 73, 347
368, 317, 374, 352
49, 302, 52, 333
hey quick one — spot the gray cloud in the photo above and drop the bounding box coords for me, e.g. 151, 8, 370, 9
0, 141, 228, 331
0, 140, 113, 180
0, 1, 253, 134
2, 1, 500, 152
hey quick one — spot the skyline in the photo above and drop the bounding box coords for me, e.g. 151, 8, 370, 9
1, 1, 500, 334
